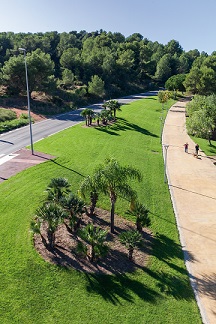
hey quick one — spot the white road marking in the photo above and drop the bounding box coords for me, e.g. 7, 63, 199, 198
0, 154, 19, 165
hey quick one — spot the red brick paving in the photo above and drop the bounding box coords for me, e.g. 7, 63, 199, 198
0, 148, 55, 182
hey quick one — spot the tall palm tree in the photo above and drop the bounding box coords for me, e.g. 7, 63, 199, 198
96, 158, 142, 233
46, 177, 71, 203
79, 174, 100, 217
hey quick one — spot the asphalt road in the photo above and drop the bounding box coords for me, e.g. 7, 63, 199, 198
0, 91, 157, 156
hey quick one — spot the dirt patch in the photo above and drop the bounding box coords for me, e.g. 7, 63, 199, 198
10, 108, 46, 122
34, 208, 153, 275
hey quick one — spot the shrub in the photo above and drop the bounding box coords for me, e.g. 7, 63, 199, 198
0, 108, 17, 122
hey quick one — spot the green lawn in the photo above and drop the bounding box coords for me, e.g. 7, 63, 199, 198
0, 97, 201, 323
191, 136, 216, 156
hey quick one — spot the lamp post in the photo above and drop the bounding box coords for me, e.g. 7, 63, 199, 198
160, 116, 164, 144
19, 48, 34, 155
163, 144, 169, 183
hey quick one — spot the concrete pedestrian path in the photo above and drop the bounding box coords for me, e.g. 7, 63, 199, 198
163, 100, 216, 324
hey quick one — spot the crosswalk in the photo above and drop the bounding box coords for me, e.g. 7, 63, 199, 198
0, 154, 18, 166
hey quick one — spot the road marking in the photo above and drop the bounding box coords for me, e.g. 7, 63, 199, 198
0, 154, 19, 165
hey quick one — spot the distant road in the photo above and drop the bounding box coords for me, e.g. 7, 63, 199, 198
0, 91, 157, 156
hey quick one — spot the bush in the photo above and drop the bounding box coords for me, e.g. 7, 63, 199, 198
0, 117, 31, 134
0, 108, 17, 122
20, 113, 29, 119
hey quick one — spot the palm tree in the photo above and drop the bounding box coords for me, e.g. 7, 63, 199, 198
96, 158, 142, 233
78, 223, 108, 262
80, 108, 89, 126
128, 201, 150, 233
119, 230, 142, 260
94, 112, 101, 126
34, 202, 66, 249
106, 100, 121, 120
46, 177, 71, 203
60, 193, 84, 231
87, 109, 95, 126
80, 108, 95, 126
100, 109, 111, 125
79, 174, 100, 217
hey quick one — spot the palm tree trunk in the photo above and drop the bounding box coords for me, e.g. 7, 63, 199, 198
128, 246, 133, 260
136, 220, 142, 233
90, 192, 98, 217
110, 200, 115, 234
90, 244, 95, 262
48, 230, 55, 250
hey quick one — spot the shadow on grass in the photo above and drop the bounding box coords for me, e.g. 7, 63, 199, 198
152, 233, 196, 263
50, 159, 85, 177
150, 233, 196, 275
85, 272, 160, 305
143, 268, 195, 300
83, 231, 195, 303
95, 117, 158, 138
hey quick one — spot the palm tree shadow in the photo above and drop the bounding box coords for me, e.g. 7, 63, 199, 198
95, 127, 120, 136
85, 273, 160, 305
113, 117, 158, 137
143, 267, 195, 300
94, 117, 158, 137
196, 273, 216, 300
151, 233, 197, 275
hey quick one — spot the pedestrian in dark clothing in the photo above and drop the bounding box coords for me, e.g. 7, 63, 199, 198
184, 142, 189, 153
195, 144, 199, 156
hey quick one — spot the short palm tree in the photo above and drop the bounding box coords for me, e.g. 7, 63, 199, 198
106, 99, 121, 120
119, 230, 142, 260
129, 201, 150, 233
78, 223, 108, 262
96, 158, 142, 233
79, 173, 101, 217
80, 108, 95, 126
80, 108, 89, 126
60, 193, 84, 231
34, 202, 66, 249
46, 177, 71, 203
100, 109, 111, 125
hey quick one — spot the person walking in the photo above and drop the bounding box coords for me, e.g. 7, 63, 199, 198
184, 142, 189, 153
195, 143, 199, 157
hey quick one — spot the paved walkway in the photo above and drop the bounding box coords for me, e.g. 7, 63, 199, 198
163, 100, 216, 324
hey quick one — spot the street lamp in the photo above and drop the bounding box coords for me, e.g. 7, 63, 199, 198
19, 48, 34, 155
163, 144, 169, 183
160, 116, 164, 144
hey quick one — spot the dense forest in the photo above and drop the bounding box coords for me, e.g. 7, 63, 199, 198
0, 30, 215, 110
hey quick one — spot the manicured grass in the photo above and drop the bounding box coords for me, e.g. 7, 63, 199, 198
0, 97, 201, 323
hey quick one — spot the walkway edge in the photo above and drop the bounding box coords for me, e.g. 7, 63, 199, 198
162, 109, 209, 324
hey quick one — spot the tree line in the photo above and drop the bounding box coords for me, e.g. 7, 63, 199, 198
0, 30, 215, 102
